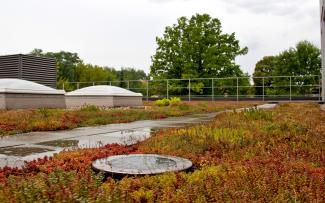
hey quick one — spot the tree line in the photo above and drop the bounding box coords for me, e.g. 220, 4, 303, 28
29, 49, 147, 91
30, 13, 321, 96
253, 41, 321, 96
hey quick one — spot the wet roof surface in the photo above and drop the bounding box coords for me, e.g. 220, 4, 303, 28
0, 103, 276, 168
0, 112, 219, 168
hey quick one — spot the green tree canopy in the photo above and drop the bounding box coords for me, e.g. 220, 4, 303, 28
150, 13, 248, 80
253, 56, 278, 95
150, 13, 249, 96
75, 63, 117, 84
117, 68, 147, 88
275, 41, 321, 77
29, 49, 147, 90
252, 41, 321, 96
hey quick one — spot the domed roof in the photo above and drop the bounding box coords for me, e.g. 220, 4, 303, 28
66, 85, 142, 97
0, 79, 65, 94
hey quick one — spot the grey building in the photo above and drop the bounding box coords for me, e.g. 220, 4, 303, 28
0, 54, 56, 88
321, 0, 325, 101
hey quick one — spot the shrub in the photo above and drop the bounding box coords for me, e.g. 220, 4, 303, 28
169, 97, 181, 106
155, 97, 181, 107
155, 98, 170, 107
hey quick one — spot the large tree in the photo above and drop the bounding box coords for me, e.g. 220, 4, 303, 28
253, 56, 277, 95
150, 13, 248, 95
117, 68, 147, 89
252, 41, 321, 96
74, 63, 117, 87
150, 14, 248, 79
274, 41, 321, 77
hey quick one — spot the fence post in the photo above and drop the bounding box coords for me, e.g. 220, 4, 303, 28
93, 82, 95, 86
166, 80, 169, 99
188, 79, 191, 101
77, 82, 79, 90
236, 77, 239, 102
62, 82, 65, 91
212, 78, 214, 101
146, 80, 149, 102
127, 81, 130, 89
262, 77, 265, 102
290, 76, 292, 101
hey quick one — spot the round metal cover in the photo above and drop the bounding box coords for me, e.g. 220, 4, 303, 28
92, 154, 193, 175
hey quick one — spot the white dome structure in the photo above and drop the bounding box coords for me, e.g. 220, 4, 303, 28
65, 85, 143, 108
0, 79, 65, 109
66, 85, 142, 97
0, 79, 64, 94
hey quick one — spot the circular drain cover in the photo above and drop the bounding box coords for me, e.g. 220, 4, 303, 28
92, 154, 192, 175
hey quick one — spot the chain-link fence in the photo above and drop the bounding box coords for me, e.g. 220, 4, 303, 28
61, 75, 322, 101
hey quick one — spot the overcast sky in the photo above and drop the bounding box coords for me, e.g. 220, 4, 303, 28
0, 0, 320, 75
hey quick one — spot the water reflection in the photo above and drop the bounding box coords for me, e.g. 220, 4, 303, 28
109, 156, 177, 171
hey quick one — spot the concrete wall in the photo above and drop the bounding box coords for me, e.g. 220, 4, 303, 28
65, 96, 143, 108
65, 96, 114, 108
321, 0, 325, 101
0, 93, 66, 109
0, 94, 143, 109
113, 96, 143, 107
0, 95, 6, 109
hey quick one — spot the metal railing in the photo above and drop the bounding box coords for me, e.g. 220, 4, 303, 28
62, 75, 323, 102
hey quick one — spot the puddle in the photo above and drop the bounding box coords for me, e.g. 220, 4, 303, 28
36, 140, 79, 148
0, 146, 53, 156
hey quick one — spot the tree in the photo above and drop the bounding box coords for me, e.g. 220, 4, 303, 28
150, 13, 248, 95
274, 41, 321, 76
252, 41, 321, 96
117, 68, 147, 81
116, 68, 147, 93
253, 56, 278, 95
74, 63, 117, 88
273, 41, 321, 95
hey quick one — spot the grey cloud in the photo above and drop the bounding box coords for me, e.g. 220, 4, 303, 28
225, 0, 309, 16
149, 0, 189, 3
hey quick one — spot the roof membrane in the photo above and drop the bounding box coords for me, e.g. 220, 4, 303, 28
0, 79, 64, 94
66, 85, 142, 97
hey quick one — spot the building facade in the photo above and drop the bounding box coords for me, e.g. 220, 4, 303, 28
0, 54, 56, 88
321, 0, 325, 101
